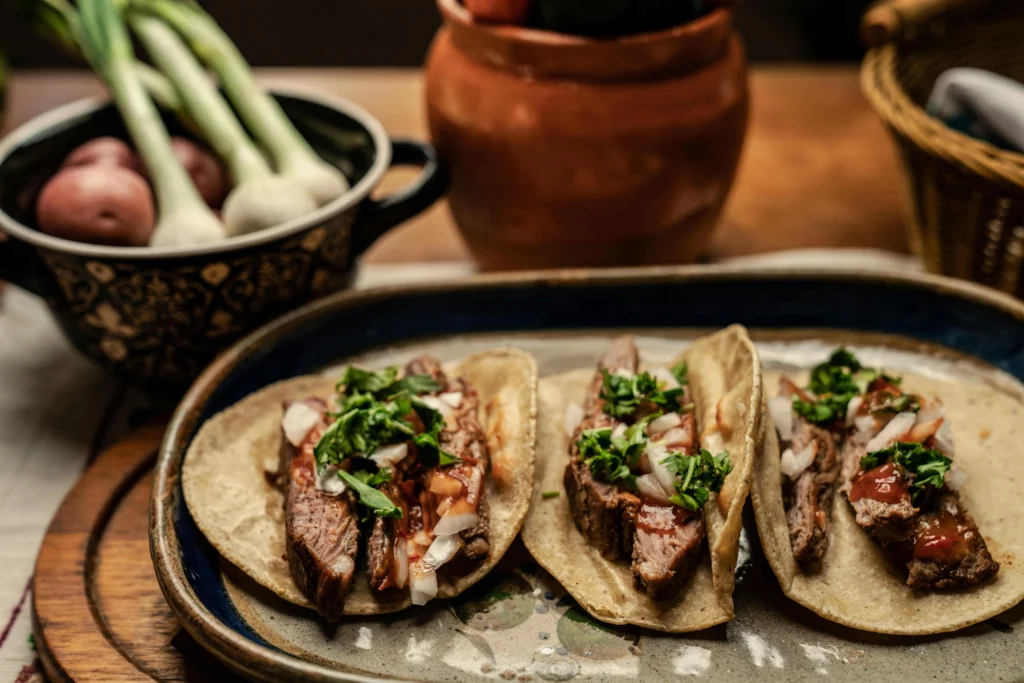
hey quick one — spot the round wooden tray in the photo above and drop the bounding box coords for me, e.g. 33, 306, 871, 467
32, 424, 246, 682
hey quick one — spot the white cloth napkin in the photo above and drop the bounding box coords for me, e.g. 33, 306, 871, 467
928, 67, 1024, 153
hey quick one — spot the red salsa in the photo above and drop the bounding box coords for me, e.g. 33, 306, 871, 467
914, 508, 969, 564
849, 462, 910, 504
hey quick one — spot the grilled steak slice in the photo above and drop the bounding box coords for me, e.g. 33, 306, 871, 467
367, 515, 394, 591
782, 414, 841, 568
632, 503, 703, 597
565, 456, 641, 559
565, 335, 641, 560
888, 493, 999, 589
280, 399, 360, 621
840, 434, 918, 544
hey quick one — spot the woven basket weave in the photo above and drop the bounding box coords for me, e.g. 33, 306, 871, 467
862, 0, 1024, 298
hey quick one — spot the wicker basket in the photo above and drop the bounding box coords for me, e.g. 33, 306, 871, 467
861, 0, 1024, 298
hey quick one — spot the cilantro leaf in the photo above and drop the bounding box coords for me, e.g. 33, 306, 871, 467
439, 451, 463, 466
388, 374, 444, 398
577, 426, 638, 489
410, 398, 461, 468
793, 397, 839, 424
599, 369, 683, 419
314, 399, 414, 468
671, 361, 689, 386
352, 467, 393, 488
871, 393, 921, 415
661, 448, 732, 512
339, 366, 399, 395
861, 441, 951, 502
338, 469, 402, 518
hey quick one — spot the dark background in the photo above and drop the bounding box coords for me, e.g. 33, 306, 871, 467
0, 0, 875, 68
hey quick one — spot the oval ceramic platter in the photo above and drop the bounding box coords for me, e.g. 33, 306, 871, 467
152, 267, 1024, 683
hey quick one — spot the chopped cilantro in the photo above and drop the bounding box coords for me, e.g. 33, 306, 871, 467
338, 469, 402, 518
794, 347, 908, 426
599, 369, 683, 419
860, 441, 951, 502
411, 398, 460, 467
338, 365, 442, 400
576, 415, 657, 489
871, 393, 921, 415
660, 448, 732, 511
793, 397, 841, 424
542, 490, 561, 499
315, 397, 414, 467
671, 360, 689, 386
352, 467, 392, 488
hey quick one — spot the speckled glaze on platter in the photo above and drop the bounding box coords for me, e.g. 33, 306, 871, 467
152, 266, 1024, 682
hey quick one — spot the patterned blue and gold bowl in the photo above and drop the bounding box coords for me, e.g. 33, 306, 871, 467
0, 89, 446, 388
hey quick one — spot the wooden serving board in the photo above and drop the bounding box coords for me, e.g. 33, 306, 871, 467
31, 424, 246, 682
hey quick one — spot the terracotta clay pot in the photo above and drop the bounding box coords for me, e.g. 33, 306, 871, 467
425, 0, 750, 270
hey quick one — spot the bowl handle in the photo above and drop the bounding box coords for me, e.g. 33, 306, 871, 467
350, 138, 449, 257
0, 234, 47, 297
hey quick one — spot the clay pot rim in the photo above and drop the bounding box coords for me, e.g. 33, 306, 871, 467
437, 0, 731, 49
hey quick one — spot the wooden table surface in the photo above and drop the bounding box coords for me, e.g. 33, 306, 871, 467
1, 66, 910, 264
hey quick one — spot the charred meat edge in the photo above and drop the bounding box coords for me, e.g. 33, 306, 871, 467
366, 355, 492, 593
277, 398, 360, 622
564, 335, 704, 599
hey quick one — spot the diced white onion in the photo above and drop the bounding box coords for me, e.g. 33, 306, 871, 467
659, 427, 691, 449
613, 368, 633, 378
768, 396, 794, 441
612, 423, 627, 439
780, 443, 817, 479
433, 510, 480, 536
649, 412, 682, 434
412, 530, 433, 548
419, 533, 464, 572
855, 414, 877, 434
845, 395, 864, 428
417, 396, 446, 413
650, 366, 680, 389
409, 566, 438, 606
866, 412, 917, 452
934, 420, 956, 457
315, 465, 348, 496
644, 442, 678, 495
564, 403, 584, 437
282, 402, 321, 446
393, 538, 409, 589
947, 467, 967, 491
440, 392, 463, 408
636, 474, 671, 503
369, 443, 408, 468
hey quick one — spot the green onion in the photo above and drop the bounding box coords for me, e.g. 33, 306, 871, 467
77, 0, 225, 246
134, 0, 349, 206
19, 0, 187, 116
128, 12, 317, 236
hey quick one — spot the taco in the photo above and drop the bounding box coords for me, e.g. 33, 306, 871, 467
521, 326, 762, 632
753, 347, 1024, 634
182, 349, 536, 621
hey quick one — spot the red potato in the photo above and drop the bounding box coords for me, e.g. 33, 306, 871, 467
464, 0, 531, 24
63, 136, 143, 172
36, 165, 155, 247
168, 137, 229, 209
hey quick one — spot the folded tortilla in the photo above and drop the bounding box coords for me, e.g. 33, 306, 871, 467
751, 369, 1024, 635
520, 325, 762, 632
182, 349, 537, 615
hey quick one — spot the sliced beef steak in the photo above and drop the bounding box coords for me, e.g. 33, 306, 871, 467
840, 436, 918, 544
632, 503, 703, 597
782, 415, 840, 568
890, 493, 999, 589
279, 399, 360, 621
565, 456, 640, 560
565, 335, 641, 561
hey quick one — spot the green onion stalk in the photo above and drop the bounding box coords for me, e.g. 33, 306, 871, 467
134, 0, 349, 207
77, 0, 225, 246
17, 0, 188, 117
128, 13, 317, 236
